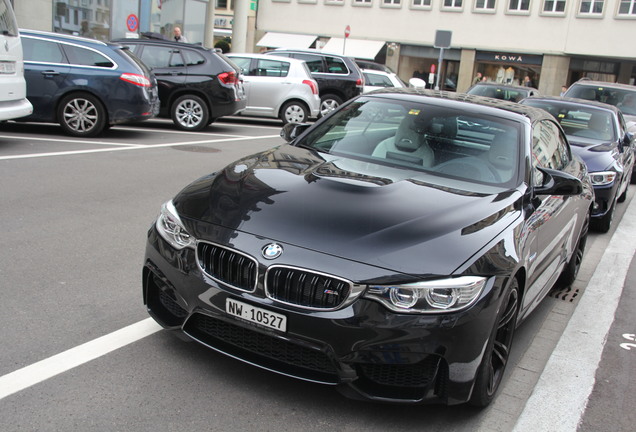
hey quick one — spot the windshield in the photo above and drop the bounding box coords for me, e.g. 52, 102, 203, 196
297, 97, 521, 188
522, 100, 617, 142
567, 85, 636, 117
468, 85, 529, 102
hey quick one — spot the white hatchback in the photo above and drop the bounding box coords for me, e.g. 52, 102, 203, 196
0, 0, 32, 121
227, 53, 320, 124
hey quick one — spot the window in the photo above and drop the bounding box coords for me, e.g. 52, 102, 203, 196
618, 0, 636, 15
22, 38, 67, 64
182, 49, 206, 66
292, 53, 325, 73
62, 44, 114, 68
412, 0, 432, 7
579, 0, 604, 13
475, 0, 496, 11
382, 0, 401, 6
139, 46, 184, 69
353, 0, 373, 4
325, 56, 349, 74
543, 0, 566, 12
443, 0, 463, 8
508, 0, 530, 11
532, 121, 570, 179
364, 72, 393, 86
229, 56, 251, 74
254, 59, 290, 77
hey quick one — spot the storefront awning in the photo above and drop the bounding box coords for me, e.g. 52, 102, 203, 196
321, 38, 385, 60
256, 32, 318, 49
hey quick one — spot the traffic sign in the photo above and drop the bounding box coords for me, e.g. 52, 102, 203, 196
344, 25, 351, 39
126, 14, 139, 32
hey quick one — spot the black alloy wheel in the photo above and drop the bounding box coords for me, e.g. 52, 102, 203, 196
557, 213, 589, 287
470, 278, 520, 407
57, 92, 107, 137
319, 94, 343, 117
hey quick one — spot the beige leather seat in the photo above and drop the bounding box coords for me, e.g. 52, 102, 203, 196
372, 115, 434, 167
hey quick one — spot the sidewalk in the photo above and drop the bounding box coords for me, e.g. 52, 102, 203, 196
513, 192, 636, 431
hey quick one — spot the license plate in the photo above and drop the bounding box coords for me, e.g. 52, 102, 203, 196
226, 298, 287, 332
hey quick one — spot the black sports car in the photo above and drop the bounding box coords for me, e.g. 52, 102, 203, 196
143, 90, 593, 406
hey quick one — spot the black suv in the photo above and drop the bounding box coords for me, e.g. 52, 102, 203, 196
564, 79, 636, 124
113, 38, 246, 131
264, 48, 364, 117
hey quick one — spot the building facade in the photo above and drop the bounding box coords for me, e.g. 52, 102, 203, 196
254, 0, 636, 95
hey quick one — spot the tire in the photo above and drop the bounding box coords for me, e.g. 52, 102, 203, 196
280, 101, 309, 124
57, 93, 107, 137
591, 199, 615, 233
319, 94, 343, 118
558, 214, 589, 287
171, 95, 210, 131
470, 278, 520, 407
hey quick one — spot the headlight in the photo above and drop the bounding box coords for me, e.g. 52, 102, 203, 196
589, 171, 616, 186
155, 200, 195, 250
364, 276, 487, 313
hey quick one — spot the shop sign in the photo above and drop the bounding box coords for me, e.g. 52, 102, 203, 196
476, 52, 543, 65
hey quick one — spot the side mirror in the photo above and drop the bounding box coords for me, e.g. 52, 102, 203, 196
409, 78, 427, 89
280, 122, 311, 143
623, 131, 634, 147
534, 167, 583, 196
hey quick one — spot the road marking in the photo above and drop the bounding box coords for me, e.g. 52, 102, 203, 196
0, 134, 145, 147
0, 318, 162, 401
0, 135, 280, 161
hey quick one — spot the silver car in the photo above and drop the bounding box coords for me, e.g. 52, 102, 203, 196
227, 53, 320, 124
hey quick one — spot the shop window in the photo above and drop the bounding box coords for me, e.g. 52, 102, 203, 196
618, 0, 636, 15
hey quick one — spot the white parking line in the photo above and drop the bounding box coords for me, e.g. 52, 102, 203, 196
0, 135, 280, 160
0, 134, 145, 147
0, 318, 162, 401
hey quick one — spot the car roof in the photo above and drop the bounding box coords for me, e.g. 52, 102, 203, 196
226, 52, 308, 64
268, 48, 350, 59
521, 95, 622, 115
570, 79, 636, 92
20, 28, 111, 47
365, 88, 552, 122
470, 82, 538, 91
111, 37, 213, 52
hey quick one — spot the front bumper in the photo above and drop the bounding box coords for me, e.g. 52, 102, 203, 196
142, 226, 504, 405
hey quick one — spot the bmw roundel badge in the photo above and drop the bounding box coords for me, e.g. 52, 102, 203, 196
262, 243, 283, 260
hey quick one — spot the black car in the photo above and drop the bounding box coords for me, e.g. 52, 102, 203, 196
467, 82, 540, 102
264, 48, 364, 117
113, 38, 246, 131
564, 78, 636, 125
521, 96, 634, 232
143, 90, 593, 406
18, 29, 159, 137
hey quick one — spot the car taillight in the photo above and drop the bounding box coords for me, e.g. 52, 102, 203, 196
120, 73, 151, 87
303, 79, 318, 95
356, 78, 364, 87
218, 71, 238, 85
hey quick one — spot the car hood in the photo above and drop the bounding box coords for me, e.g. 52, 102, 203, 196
568, 137, 619, 172
174, 145, 522, 276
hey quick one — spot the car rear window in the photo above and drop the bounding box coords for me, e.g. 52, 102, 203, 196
63, 44, 114, 68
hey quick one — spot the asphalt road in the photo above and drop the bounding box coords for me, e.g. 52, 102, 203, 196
0, 117, 632, 432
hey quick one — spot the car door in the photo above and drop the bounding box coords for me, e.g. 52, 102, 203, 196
136, 44, 186, 112
522, 120, 583, 313
238, 57, 290, 116
21, 36, 71, 121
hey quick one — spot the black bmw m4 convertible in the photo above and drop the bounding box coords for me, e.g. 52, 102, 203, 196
143, 89, 593, 406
